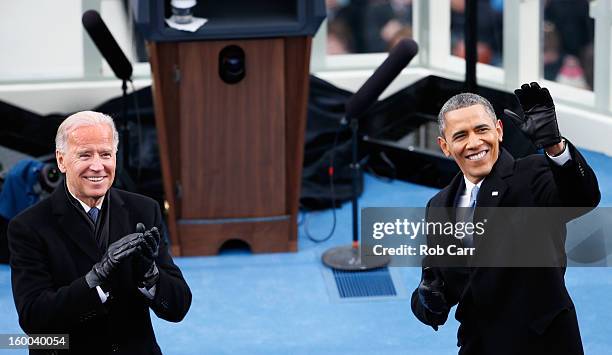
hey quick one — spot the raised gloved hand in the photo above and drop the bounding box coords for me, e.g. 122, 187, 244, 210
504, 82, 561, 149
418, 267, 449, 330
85, 232, 143, 289
132, 224, 160, 289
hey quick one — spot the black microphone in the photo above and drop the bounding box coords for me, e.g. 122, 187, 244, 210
345, 38, 419, 118
82, 10, 133, 81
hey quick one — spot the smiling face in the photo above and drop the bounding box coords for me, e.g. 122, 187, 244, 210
56, 124, 116, 207
437, 104, 503, 184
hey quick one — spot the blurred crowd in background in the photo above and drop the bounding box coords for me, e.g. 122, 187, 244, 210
326, 0, 594, 90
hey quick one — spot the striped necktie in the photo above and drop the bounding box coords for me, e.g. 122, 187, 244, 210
87, 207, 99, 224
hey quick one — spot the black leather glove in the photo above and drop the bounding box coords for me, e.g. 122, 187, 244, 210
418, 267, 449, 330
85, 232, 143, 289
133, 225, 161, 289
505, 82, 561, 149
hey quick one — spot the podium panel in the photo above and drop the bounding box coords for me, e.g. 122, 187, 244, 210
148, 37, 311, 255
178, 39, 286, 219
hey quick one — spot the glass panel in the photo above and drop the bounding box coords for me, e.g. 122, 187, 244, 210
542, 0, 594, 91
449, 0, 504, 67
326, 0, 414, 54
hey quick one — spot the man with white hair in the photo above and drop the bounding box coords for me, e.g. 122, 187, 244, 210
8, 111, 191, 354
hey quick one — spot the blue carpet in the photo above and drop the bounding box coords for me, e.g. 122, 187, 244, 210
0, 149, 611, 354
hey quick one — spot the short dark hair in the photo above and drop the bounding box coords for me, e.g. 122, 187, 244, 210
437, 93, 497, 135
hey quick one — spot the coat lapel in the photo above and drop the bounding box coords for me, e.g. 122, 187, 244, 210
444, 173, 465, 208
477, 149, 513, 208
472, 149, 514, 251
108, 188, 132, 245
429, 173, 466, 263
430, 172, 464, 212
51, 186, 101, 263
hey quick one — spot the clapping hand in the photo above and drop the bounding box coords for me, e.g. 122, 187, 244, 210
85, 231, 143, 289
132, 223, 161, 289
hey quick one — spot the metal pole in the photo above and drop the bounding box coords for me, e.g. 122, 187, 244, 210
350, 118, 359, 246
465, 0, 478, 92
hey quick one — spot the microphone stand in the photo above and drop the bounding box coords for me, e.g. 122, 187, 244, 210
321, 115, 390, 271
115, 79, 136, 191
319, 38, 418, 271
121, 79, 129, 168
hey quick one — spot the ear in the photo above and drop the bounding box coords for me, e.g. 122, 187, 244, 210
56, 150, 67, 173
437, 136, 451, 157
496, 119, 504, 142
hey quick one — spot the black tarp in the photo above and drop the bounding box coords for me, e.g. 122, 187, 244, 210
0, 75, 536, 210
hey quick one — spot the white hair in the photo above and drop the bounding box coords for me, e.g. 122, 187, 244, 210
55, 111, 119, 153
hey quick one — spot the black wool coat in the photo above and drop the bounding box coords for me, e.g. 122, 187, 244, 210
9, 186, 192, 355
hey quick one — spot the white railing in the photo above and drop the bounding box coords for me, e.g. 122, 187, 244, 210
0, 0, 611, 153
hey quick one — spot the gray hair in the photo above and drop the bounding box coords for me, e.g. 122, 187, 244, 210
55, 111, 119, 153
437, 93, 497, 136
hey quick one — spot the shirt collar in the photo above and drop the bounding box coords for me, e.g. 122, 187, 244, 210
67, 189, 104, 213
462, 176, 484, 196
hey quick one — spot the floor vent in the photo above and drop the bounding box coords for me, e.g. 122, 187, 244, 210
332, 267, 397, 298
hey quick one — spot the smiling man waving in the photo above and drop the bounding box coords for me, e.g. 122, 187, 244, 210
411, 83, 600, 355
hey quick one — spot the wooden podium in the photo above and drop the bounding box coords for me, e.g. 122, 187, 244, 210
134, 1, 325, 255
